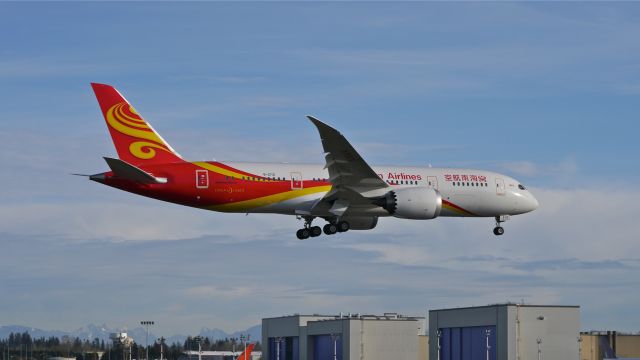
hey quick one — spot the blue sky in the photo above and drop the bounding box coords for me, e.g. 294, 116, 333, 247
1, 2, 640, 336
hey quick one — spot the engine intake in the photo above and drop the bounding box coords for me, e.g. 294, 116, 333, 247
373, 187, 442, 220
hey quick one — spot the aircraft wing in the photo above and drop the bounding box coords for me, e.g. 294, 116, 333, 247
307, 116, 388, 216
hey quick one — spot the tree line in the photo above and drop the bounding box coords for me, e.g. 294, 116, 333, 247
0, 332, 261, 360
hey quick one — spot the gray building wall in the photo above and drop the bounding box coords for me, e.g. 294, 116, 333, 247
263, 314, 424, 360
429, 304, 580, 360
262, 315, 335, 360
429, 305, 509, 360
507, 306, 580, 360
305, 318, 348, 360
355, 319, 421, 360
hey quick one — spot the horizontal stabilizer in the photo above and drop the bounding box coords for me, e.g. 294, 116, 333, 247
104, 157, 166, 184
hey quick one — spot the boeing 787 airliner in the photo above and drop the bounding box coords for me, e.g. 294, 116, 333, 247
84, 83, 538, 239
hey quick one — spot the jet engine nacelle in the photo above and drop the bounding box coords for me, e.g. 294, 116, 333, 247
341, 216, 378, 230
374, 187, 442, 220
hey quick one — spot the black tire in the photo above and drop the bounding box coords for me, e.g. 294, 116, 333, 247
296, 229, 310, 240
310, 226, 322, 237
323, 224, 337, 235
337, 221, 350, 232
493, 226, 504, 236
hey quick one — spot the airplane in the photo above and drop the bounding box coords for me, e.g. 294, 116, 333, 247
235, 343, 254, 360
85, 83, 538, 239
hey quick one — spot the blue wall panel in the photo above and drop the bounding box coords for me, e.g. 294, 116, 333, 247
292, 337, 299, 360
312, 335, 342, 360
441, 328, 451, 360
268, 337, 299, 360
451, 327, 461, 360
461, 327, 472, 359
438, 326, 496, 360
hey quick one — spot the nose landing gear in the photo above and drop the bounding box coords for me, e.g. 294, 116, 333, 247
493, 215, 509, 236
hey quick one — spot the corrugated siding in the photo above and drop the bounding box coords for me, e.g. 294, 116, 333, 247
440, 325, 496, 360
312, 334, 342, 360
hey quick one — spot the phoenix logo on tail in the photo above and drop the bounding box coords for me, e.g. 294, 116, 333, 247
235, 343, 254, 360
85, 83, 538, 239
92, 83, 183, 164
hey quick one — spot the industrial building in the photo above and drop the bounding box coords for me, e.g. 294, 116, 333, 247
180, 350, 261, 360
429, 304, 580, 360
262, 304, 640, 360
262, 313, 426, 360
579, 331, 640, 360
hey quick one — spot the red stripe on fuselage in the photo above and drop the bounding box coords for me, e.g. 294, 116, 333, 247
442, 199, 476, 216
101, 161, 331, 209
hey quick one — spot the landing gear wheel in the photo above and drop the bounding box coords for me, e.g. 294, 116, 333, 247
310, 226, 322, 237
296, 228, 310, 240
492, 215, 508, 236
337, 221, 350, 232
323, 223, 338, 235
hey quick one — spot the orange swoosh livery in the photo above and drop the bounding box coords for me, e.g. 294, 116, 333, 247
92, 83, 183, 165
235, 343, 254, 360
85, 83, 539, 238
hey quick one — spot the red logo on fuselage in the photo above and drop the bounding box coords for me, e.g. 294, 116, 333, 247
444, 174, 487, 182
377, 172, 423, 181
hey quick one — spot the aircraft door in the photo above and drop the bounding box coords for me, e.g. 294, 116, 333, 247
291, 172, 303, 190
196, 170, 209, 189
496, 178, 505, 195
427, 176, 438, 190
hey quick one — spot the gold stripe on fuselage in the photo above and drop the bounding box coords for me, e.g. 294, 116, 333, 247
206, 185, 332, 212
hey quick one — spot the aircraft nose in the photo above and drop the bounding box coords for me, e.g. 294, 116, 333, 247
525, 192, 539, 212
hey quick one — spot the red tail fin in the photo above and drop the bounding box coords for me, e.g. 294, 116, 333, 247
91, 83, 183, 165
235, 343, 254, 360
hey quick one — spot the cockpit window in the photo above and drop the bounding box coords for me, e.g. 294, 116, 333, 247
518, 184, 526, 190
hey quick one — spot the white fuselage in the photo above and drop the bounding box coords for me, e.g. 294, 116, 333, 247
221, 162, 539, 218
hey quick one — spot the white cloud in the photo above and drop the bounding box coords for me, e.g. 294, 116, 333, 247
1, 185, 640, 333
185, 285, 253, 300
337, 187, 640, 266
498, 157, 579, 178
0, 201, 301, 242
336, 242, 434, 267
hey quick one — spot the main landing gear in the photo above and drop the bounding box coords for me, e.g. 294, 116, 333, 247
493, 215, 509, 236
296, 216, 349, 240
